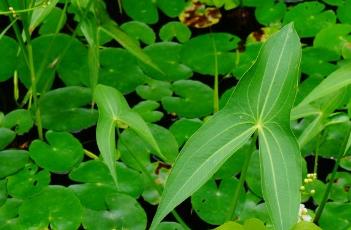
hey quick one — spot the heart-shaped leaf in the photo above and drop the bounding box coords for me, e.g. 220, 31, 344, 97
159, 22, 191, 43
121, 21, 156, 45
151, 23, 302, 230
29, 131, 84, 173
2, 109, 33, 135
133, 100, 164, 123
136, 80, 172, 101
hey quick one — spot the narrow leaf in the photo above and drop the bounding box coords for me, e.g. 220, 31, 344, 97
151, 23, 302, 230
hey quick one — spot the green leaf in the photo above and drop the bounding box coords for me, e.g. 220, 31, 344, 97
2, 109, 33, 135
313, 24, 351, 55
0, 128, 15, 150
99, 48, 148, 94
94, 84, 161, 187
246, 151, 263, 197
191, 177, 245, 225
18, 186, 83, 230
215, 221, 244, 230
291, 221, 321, 230
0, 198, 22, 224
169, 118, 203, 146
136, 80, 172, 101
140, 42, 193, 81
0, 36, 18, 82
157, 0, 186, 17
283, 1, 336, 37
156, 222, 184, 230
0, 180, 6, 207
319, 202, 351, 230
133, 100, 164, 123
82, 193, 147, 230
161, 80, 213, 118
337, 1, 351, 24
159, 22, 191, 43
38, 86, 98, 132
255, 2, 286, 26
181, 33, 240, 75
7, 164, 50, 199
39, 7, 67, 35
29, 131, 84, 173
151, 23, 302, 230
0, 150, 28, 179
29, 0, 59, 32
122, 0, 158, 24
121, 21, 156, 45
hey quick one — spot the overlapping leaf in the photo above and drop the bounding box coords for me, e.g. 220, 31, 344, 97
151, 23, 302, 230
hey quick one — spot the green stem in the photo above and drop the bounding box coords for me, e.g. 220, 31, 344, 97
227, 132, 257, 220
116, 129, 190, 230
313, 134, 321, 175
84, 149, 99, 159
209, 28, 219, 113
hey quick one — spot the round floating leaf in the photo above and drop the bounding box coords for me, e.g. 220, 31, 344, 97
181, 33, 240, 75
2, 109, 33, 135
156, 222, 184, 230
314, 24, 351, 55
82, 193, 147, 230
0, 150, 28, 179
159, 22, 191, 43
18, 34, 88, 92
69, 160, 143, 198
7, 164, 50, 199
0, 198, 22, 224
161, 80, 213, 118
301, 47, 339, 77
121, 21, 156, 45
0, 36, 18, 82
29, 131, 84, 173
140, 42, 193, 81
38, 86, 98, 132
0, 128, 15, 150
283, 1, 336, 37
136, 80, 173, 101
191, 177, 245, 225
99, 48, 148, 94
18, 186, 83, 230
169, 118, 203, 146
337, 1, 351, 24
122, 0, 158, 24
255, 2, 286, 26
133, 100, 164, 123
70, 183, 118, 210
157, 0, 186, 17
319, 202, 351, 230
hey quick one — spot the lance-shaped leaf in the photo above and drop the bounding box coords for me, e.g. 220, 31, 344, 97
94, 85, 162, 188
151, 23, 302, 230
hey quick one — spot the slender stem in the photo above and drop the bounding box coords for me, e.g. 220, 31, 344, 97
84, 149, 99, 159
313, 134, 321, 174
209, 27, 219, 113
227, 132, 258, 220
116, 129, 190, 230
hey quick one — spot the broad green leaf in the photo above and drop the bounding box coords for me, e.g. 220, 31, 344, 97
157, 0, 186, 17
0, 36, 18, 82
301, 47, 338, 77
0, 150, 28, 179
38, 86, 97, 132
169, 118, 203, 146
132, 100, 164, 123
122, 0, 158, 24
0, 198, 22, 224
291, 221, 321, 230
2, 109, 33, 135
18, 186, 83, 230
29, 0, 59, 32
181, 33, 240, 75
161, 80, 213, 118
0, 128, 15, 150
94, 84, 161, 188
319, 202, 351, 230
29, 131, 84, 173
39, 7, 67, 35
255, 2, 286, 26
295, 63, 351, 108
337, 1, 351, 24
99, 48, 148, 94
159, 22, 191, 43
121, 21, 156, 45
100, 21, 163, 74
151, 23, 302, 230
136, 80, 172, 101
215, 221, 244, 230
283, 1, 336, 37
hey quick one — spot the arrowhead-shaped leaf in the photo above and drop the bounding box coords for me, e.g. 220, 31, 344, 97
151, 23, 302, 230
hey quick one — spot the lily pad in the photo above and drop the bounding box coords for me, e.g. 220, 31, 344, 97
18, 186, 83, 230
169, 118, 203, 146
181, 33, 240, 75
191, 176, 245, 225
121, 21, 156, 45
133, 100, 164, 123
2, 109, 33, 135
157, 0, 186, 17
162, 80, 213, 118
38, 86, 97, 132
0, 198, 22, 224
0, 36, 18, 82
283, 1, 336, 37
140, 42, 193, 81
136, 80, 173, 101
7, 163, 50, 199
122, 0, 158, 24
255, 1, 286, 26
0, 150, 28, 179
82, 193, 147, 230
99, 48, 149, 94
29, 131, 84, 173
337, 1, 351, 24
0, 128, 15, 150
159, 21, 191, 43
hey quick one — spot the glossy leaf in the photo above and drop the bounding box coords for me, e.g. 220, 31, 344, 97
0, 150, 28, 179
29, 0, 59, 32
169, 118, 203, 146
121, 21, 156, 45
0, 36, 18, 82
2, 109, 33, 135
133, 100, 164, 123
136, 80, 172, 101
151, 24, 302, 230
0, 128, 15, 150
159, 22, 191, 43
122, 0, 158, 24
94, 85, 161, 187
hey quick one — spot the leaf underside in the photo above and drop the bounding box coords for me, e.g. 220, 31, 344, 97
151, 23, 302, 230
